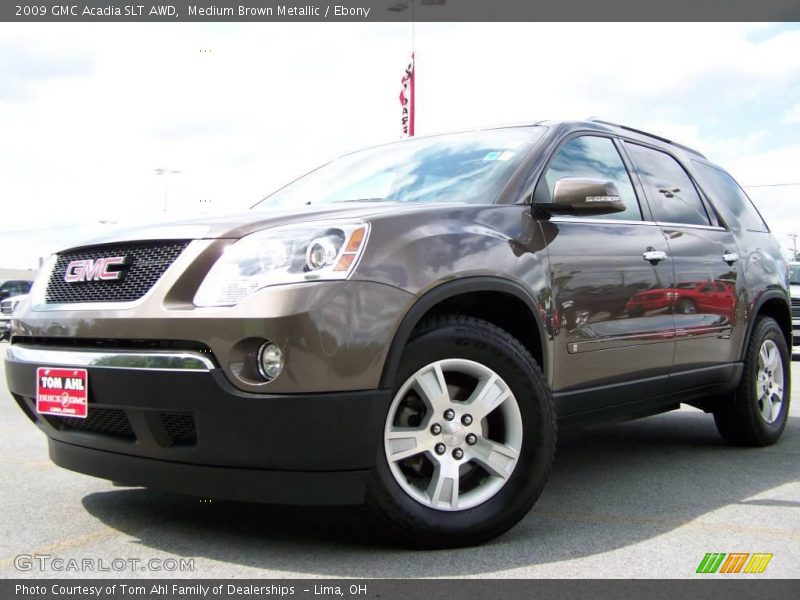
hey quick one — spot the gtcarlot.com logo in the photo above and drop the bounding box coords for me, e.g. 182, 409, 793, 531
696, 552, 773, 574
14, 553, 195, 573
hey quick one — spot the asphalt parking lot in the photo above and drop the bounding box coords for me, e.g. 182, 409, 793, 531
0, 341, 798, 579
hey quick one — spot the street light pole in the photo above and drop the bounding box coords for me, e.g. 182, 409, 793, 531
789, 233, 798, 261
154, 168, 182, 213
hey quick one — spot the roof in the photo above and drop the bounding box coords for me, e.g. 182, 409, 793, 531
425, 119, 708, 159
585, 119, 706, 158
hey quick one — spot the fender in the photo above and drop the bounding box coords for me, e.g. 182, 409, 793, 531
378, 276, 550, 390
741, 289, 791, 359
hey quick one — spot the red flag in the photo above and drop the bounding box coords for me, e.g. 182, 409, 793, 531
399, 53, 415, 137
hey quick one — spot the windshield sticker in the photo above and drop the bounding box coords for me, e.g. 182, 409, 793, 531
484, 151, 515, 162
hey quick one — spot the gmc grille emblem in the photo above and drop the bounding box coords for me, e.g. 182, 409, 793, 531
64, 257, 129, 282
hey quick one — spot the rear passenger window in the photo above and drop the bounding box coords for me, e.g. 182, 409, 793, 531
538, 136, 642, 221
692, 161, 769, 232
624, 143, 711, 226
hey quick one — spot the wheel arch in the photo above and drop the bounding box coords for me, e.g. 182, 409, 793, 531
379, 277, 550, 390
742, 291, 792, 359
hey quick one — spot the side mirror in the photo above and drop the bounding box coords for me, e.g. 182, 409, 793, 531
541, 178, 626, 215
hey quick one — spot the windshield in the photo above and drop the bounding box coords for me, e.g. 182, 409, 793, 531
254, 127, 545, 209
790, 264, 800, 285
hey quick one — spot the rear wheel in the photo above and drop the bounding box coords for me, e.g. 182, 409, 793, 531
365, 314, 556, 548
627, 306, 645, 317
713, 316, 790, 446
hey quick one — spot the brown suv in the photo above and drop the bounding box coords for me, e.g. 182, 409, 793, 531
5, 120, 792, 548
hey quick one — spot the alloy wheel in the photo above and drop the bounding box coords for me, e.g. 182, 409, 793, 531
756, 338, 784, 424
384, 358, 523, 511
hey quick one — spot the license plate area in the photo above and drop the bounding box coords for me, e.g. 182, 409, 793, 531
36, 367, 88, 419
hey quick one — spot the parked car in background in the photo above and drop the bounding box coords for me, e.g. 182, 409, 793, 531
4, 120, 792, 548
0, 279, 32, 301
0, 294, 28, 341
790, 262, 800, 347
625, 279, 736, 322
0, 281, 32, 341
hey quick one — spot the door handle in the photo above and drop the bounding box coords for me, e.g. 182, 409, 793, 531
722, 252, 739, 265
642, 249, 668, 265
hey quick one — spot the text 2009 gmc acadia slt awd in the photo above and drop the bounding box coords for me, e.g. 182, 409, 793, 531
5, 120, 792, 547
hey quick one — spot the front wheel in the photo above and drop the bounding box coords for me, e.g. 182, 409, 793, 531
365, 314, 556, 548
676, 298, 697, 314
713, 316, 791, 446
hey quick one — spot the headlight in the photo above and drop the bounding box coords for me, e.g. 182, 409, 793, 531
193, 221, 369, 307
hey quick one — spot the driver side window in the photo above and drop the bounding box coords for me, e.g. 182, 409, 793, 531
538, 136, 642, 221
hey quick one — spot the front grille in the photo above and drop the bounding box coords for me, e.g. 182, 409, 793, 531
45, 240, 190, 304
792, 298, 800, 319
0, 300, 12, 315
45, 407, 136, 441
160, 412, 197, 446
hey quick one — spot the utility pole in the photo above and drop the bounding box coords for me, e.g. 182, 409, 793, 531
154, 168, 182, 213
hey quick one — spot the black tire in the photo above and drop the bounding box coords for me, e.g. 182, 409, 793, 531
365, 314, 556, 548
676, 298, 697, 314
713, 316, 791, 446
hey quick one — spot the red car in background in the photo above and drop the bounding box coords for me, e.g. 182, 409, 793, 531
625, 280, 736, 320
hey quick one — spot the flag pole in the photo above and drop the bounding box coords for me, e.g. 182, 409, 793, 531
411, 0, 415, 55
410, 1, 415, 136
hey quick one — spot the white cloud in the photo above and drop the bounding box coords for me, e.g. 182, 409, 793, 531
784, 102, 800, 124
1, 22, 799, 268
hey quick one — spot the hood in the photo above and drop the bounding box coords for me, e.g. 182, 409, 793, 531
68, 202, 426, 249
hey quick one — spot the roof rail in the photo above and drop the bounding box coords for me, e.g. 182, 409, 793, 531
588, 119, 706, 159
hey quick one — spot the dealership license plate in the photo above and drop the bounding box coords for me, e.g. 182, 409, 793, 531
36, 367, 88, 419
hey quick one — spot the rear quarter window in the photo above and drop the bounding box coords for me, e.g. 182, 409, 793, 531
692, 161, 769, 233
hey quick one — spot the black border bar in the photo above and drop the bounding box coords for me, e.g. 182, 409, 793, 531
5, 579, 800, 600
3, 0, 800, 22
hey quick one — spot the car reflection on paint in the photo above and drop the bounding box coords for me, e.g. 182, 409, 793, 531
560, 282, 653, 330
571, 314, 676, 341
571, 311, 731, 342
625, 280, 736, 321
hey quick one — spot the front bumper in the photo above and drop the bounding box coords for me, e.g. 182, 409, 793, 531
6, 346, 391, 505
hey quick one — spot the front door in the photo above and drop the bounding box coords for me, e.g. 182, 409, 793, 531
536, 135, 676, 397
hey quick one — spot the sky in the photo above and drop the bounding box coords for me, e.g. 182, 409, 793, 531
1, 21, 800, 270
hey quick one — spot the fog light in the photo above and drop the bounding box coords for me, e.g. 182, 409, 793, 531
257, 342, 284, 381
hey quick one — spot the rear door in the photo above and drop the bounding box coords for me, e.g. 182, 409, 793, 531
537, 134, 675, 398
623, 142, 740, 379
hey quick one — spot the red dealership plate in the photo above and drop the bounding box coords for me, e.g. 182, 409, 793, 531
36, 367, 88, 419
